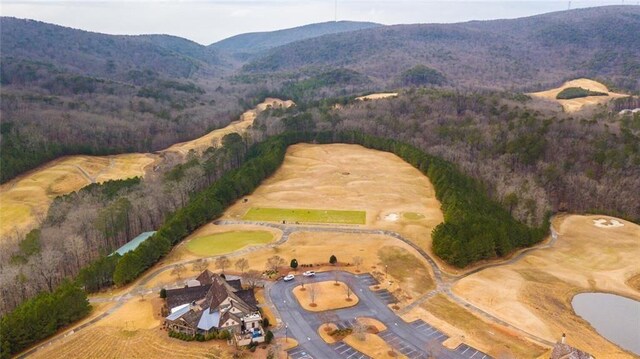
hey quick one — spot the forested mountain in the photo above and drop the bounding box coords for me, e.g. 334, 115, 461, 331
0, 18, 251, 182
0, 17, 226, 80
243, 6, 640, 92
211, 21, 381, 60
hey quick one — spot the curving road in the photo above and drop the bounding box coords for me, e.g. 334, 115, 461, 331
215, 219, 558, 347
20, 219, 557, 357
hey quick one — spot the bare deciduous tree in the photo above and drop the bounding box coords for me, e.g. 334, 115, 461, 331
242, 270, 262, 289
215, 256, 231, 274
171, 263, 186, 279
235, 258, 249, 273
353, 256, 363, 272
192, 259, 209, 273
266, 255, 285, 273
352, 319, 367, 341
309, 283, 320, 305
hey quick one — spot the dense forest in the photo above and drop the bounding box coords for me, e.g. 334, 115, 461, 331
3, 7, 640, 181
254, 90, 639, 226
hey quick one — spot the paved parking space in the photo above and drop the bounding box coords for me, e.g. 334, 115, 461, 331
331, 342, 371, 359
375, 289, 398, 304
379, 330, 429, 359
454, 343, 491, 359
409, 319, 448, 342
355, 273, 379, 286
287, 346, 315, 359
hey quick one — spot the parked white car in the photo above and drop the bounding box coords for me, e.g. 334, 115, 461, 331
283, 274, 295, 281
302, 271, 316, 277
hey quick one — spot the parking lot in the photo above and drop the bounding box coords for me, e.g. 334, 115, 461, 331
287, 346, 314, 359
274, 271, 492, 359
331, 342, 370, 359
379, 330, 430, 359
410, 319, 448, 342
375, 289, 398, 304
453, 343, 491, 359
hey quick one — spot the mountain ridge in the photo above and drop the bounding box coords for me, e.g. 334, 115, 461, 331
242, 6, 640, 92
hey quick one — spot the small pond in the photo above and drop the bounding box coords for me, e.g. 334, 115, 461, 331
571, 292, 640, 355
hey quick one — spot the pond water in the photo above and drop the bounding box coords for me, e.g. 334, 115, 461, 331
571, 292, 640, 355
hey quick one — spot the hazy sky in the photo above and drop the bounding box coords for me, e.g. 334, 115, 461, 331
0, 1, 633, 45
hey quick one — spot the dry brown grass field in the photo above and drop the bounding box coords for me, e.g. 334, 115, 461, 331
403, 294, 546, 358
452, 214, 640, 358
528, 78, 627, 112
30, 297, 234, 359
0, 99, 292, 242
221, 143, 450, 268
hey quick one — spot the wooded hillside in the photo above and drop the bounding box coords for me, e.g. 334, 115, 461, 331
243, 6, 640, 92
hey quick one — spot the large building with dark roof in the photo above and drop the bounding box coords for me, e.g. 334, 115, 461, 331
164, 270, 264, 345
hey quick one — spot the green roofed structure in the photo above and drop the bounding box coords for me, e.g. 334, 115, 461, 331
111, 231, 156, 256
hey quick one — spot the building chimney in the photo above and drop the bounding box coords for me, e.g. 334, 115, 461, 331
561, 333, 566, 344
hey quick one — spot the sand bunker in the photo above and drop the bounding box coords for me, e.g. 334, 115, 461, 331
384, 213, 399, 222
528, 78, 627, 112
593, 218, 625, 228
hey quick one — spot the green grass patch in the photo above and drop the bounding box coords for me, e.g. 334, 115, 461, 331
556, 87, 608, 99
186, 231, 274, 256
402, 212, 425, 220
243, 207, 366, 225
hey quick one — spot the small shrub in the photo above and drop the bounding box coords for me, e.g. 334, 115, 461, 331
329, 255, 337, 265
265, 330, 274, 344
159, 288, 167, 298
262, 317, 270, 328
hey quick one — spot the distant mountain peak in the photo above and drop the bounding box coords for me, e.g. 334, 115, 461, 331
210, 20, 382, 58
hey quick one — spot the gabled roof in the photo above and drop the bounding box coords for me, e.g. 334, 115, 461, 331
195, 270, 216, 285
235, 289, 258, 310
226, 279, 242, 291
551, 343, 594, 359
165, 270, 260, 331
166, 305, 191, 321
197, 309, 220, 331
204, 276, 231, 311
165, 284, 211, 310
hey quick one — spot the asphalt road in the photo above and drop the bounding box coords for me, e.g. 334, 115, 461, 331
269, 270, 478, 359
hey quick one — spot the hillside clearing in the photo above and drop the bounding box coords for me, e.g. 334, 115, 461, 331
161, 98, 294, 156
222, 143, 447, 270
0, 154, 155, 239
452, 214, 640, 358
0, 99, 293, 242
356, 92, 398, 101
528, 78, 627, 112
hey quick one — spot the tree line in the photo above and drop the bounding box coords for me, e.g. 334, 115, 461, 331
0, 280, 89, 358
0, 129, 549, 357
